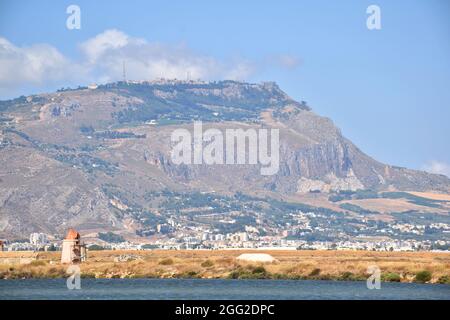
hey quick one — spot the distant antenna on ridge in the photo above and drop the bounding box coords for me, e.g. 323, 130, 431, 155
123, 60, 127, 84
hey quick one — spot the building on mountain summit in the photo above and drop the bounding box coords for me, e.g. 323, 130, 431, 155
61, 229, 87, 264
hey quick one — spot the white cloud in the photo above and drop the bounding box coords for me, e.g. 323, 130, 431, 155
0, 37, 89, 98
0, 29, 300, 98
80, 29, 131, 64
78, 29, 255, 83
265, 54, 301, 70
276, 54, 301, 69
422, 161, 450, 178
0, 38, 74, 87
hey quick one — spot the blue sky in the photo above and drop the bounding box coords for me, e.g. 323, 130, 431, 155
0, 0, 449, 175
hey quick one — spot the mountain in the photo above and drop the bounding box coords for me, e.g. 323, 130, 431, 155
1, 80, 449, 240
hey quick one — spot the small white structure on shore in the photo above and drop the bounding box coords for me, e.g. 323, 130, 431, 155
61, 229, 87, 264
236, 253, 276, 263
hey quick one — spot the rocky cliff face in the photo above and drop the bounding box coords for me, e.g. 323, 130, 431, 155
0, 80, 449, 238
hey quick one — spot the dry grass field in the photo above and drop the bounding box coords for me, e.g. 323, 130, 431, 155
0, 250, 449, 284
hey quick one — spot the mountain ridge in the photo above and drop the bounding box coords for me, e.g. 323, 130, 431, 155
0, 80, 449, 239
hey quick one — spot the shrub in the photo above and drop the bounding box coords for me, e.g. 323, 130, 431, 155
80, 273, 96, 279
340, 271, 354, 281
437, 275, 450, 284
317, 274, 333, 281
382, 272, 401, 282
159, 258, 174, 266
179, 270, 198, 278
309, 268, 321, 277
228, 266, 269, 279
29, 260, 47, 267
201, 260, 214, 268
252, 266, 266, 274
47, 267, 66, 278
415, 270, 432, 283
271, 273, 285, 280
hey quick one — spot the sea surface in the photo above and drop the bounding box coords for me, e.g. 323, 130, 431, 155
0, 279, 448, 300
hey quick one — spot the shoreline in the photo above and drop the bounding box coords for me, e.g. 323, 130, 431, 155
1, 273, 449, 285
1, 249, 449, 284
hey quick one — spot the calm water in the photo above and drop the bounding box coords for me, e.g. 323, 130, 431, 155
0, 279, 448, 300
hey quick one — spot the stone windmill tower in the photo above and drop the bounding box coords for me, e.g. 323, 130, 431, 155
61, 229, 87, 264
